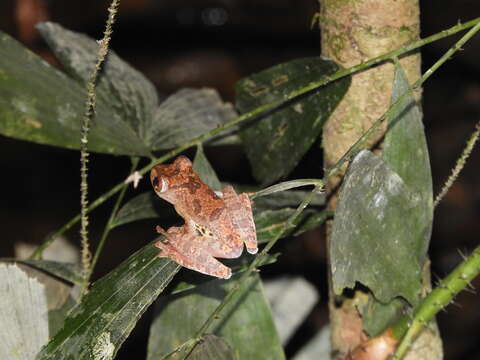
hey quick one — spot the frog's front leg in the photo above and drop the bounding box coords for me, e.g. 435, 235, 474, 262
155, 225, 232, 279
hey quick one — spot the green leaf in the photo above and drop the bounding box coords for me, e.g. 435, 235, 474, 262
186, 334, 235, 360
0, 29, 150, 156
255, 207, 330, 243
236, 57, 350, 184
356, 63, 434, 336
110, 192, 174, 229
37, 22, 158, 145
384, 63, 433, 263
37, 242, 180, 359
148, 88, 238, 151
1, 24, 238, 156
254, 208, 304, 243
147, 274, 285, 360
169, 253, 279, 296
48, 296, 77, 339
359, 297, 405, 336
193, 146, 222, 191
0, 264, 49, 360
330, 150, 424, 305
292, 210, 332, 236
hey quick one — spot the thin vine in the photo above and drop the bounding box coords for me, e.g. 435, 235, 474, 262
434, 120, 480, 207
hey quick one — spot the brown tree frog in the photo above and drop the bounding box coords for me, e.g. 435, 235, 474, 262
150, 156, 257, 279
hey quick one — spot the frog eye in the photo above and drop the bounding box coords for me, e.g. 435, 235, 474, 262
152, 176, 159, 188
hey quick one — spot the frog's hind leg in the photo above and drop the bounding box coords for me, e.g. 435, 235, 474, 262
238, 193, 258, 254
221, 186, 258, 254
154, 227, 232, 279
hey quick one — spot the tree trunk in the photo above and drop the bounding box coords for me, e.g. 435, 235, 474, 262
318, 0, 443, 358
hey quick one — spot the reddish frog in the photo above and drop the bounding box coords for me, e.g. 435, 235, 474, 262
150, 156, 257, 279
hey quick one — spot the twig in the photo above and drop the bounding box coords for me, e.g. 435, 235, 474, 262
434, 121, 480, 207
79, 0, 120, 294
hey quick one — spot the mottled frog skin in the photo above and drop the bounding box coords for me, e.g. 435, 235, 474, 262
150, 156, 257, 279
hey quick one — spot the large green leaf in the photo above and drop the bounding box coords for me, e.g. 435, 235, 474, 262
0, 24, 238, 155
110, 191, 174, 228
330, 64, 433, 335
192, 145, 222, 191
0, 30, 148, 155
149, 88, 239, 151
330, 150, 424, 305
236, 57, 350, 184
37, 242, 180, 359
254, 208, 326, 243
186, 334, 235, 360
359, 296, 405, 336
37, 22, 158, 145
147, 274, 285, 360
383, 63, 433, 263
361, 65, 433, 335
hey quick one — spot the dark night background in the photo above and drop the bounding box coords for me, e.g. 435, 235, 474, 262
0, 1, 479, 359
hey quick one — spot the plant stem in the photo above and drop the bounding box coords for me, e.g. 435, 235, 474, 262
85, 157, 140, 287
79, 0, 120, 291
434, 120, 480, 207
392, 244, 480, 359
250, 179, 324, 199
30, 16, 480, 258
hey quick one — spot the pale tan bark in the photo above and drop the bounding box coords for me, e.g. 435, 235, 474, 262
321, 0, 421, 186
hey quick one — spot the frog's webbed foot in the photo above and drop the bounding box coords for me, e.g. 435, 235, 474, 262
154, 226, 232, 279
